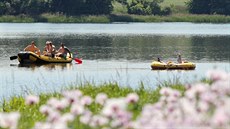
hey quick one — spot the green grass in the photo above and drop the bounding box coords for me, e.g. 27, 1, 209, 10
0, 83, 185, 129
110, 14, 230, 23
0, 14, 110, 23
161, 0, 189, 7
41, 14, 110, 23
0, 15, 34, 22
1, 13, 230, 23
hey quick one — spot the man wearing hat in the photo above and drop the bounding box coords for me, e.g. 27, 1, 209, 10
43, 41, 56, 57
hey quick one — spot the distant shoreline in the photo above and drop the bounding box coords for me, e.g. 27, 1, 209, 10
1, 14, 230, 23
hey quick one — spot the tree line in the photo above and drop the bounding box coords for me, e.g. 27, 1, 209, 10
0, 0, 113, 16
187, 0, 230, 15
0, 0, 229, 16
0, 0, 171, 16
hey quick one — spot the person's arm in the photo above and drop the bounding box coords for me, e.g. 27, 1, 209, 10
64, 47, 71, 58
36, 49, 41, 55
57, 47, 62, 53
24, 45, 30, 51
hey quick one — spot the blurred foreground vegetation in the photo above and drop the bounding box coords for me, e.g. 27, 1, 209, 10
1, 69, 229, 129
0, 83, 185, 129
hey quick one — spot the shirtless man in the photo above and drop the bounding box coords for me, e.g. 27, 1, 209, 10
24, 41, 41, 55
56, 43, 67, 57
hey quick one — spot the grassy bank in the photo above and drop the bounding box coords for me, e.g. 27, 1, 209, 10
1, 14, 230, 23
0, 83, 185, 129
1, 69, 230, 129
110, 14, 230, 23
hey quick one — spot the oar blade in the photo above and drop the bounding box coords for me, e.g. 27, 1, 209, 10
10, 56, 18, 60
74, 58, 82, 64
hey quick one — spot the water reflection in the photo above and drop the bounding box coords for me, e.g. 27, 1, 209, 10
1, 35, 230, 62
17, 63, 73, 71
0, 23, 229, 100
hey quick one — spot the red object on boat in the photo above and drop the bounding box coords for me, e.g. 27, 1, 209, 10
74, 58, 82, 64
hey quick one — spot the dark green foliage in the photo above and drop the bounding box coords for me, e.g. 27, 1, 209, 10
187, 0, 211, 14
187, 0, 230, 15
161, 7, 172, 15
150, 1, 162, 15
0, 0, 113, 16
127, 0, 171, 16
0, 0, 50, 16
210, 0, 230, 15
116, 0, 128, 5
128, 0, 152, 15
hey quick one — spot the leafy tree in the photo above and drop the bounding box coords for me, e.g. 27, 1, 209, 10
116, 0, 128, 5
0, 0, 113, 16
85, 0, 113, 15
127, 0, 170, 15
24, 0, 47, 15
187, 0, 211, 14
0, 1, 7, 15
150, 1, 161, 15
0, 0, 22, 15
161, 7, 171, 16
0, 0, 50, 16
187, 0, 230, 15
50, 0, 113, 15
210, 0, 230, 15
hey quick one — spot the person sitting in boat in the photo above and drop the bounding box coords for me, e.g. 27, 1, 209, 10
56, 43, 67, 57
43, 41, 49, 55
43, 41, 56, 57
24, 41, 41, 55
157, 57, 162, 63
177, 53, 182, 63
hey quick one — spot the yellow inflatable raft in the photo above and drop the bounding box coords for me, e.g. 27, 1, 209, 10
18, 51, 73, 64
151, 61, 196, 70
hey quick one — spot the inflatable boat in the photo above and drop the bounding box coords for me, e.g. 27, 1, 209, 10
151, 61, 196, 70
17, 51, 73, 64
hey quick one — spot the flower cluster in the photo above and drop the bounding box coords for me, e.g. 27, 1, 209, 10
0, 70, 229, 129
0, 112, 20, 129
133, 70, 230, 129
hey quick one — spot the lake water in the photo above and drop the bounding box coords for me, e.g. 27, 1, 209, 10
0, 23, 229, 100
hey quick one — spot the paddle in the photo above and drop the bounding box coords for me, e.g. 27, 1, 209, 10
74, 58, 82, 64
73, 50, 82, 64
10, 56, 18, 60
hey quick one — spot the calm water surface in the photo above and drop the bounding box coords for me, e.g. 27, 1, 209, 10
0, 23, 229, 99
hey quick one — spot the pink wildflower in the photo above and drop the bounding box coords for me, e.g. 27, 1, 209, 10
62, 90, 82, 104
25, 95, 39, 105
39, 105, 53, 116
80, 110, 92, 124
206, 70, 229, 81
81, 96, 92, 106
0, 112, 20, 129
126, 93, 139, 104
33, 122, 51, 129
102, 98, 126, 118
70, 103, 84, 116
59, 113, 75, 123
95, 93, 108, 105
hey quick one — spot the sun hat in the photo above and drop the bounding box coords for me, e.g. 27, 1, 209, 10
46, 41, 50, 44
